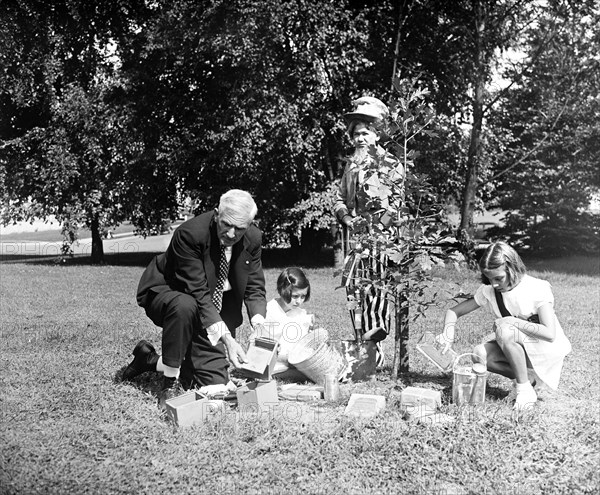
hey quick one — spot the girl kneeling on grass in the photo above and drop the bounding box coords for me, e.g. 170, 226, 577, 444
251, 267, 314, 381
436, 241, 571, 410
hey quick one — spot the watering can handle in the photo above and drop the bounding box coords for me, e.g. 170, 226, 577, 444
452, 353, 483, 373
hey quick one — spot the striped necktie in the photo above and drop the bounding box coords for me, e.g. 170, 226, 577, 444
212, 245, 229, 312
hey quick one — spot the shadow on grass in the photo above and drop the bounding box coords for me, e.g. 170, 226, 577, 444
522, 254, 600, 277
388, 370, 510, 405
3, 247, 596, 277
0, 252, 159, 267
113, 366, 164, 404
1, 247, 337, 268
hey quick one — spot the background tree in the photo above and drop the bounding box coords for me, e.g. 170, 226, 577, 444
118, 0, 399, 245
2, 0, 597, 262
4, 84, 128, 262
0, 0, 166, 263
393, 0, 567, 238
488, 1, 600, 255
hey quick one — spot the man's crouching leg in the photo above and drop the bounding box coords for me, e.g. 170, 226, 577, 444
179, 331, 230, 391
147, 292, 199, 410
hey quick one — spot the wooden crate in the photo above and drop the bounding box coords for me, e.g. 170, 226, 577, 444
239, 337, 279, 380
165, 391, 227, 427
236, 380, 279, 413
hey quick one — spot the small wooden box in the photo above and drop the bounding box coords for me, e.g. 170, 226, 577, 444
239, 337, 278, 380
165, 391, 226, 427
236, 380, 279, 413
279, 383, 324, 402
344, 393, 386, 419
400, 386, 442, 415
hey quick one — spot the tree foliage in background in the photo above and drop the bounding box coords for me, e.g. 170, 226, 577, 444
2, 84, 134, 261
112, 0, 386, 243
393, 0, 591, 240
391, 0, 599, 252
0, 0, 178, 262
488, 0, 600, 255
1, 0, 598, 262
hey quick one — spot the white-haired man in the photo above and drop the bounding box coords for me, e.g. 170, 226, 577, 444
123, 189, 267, 408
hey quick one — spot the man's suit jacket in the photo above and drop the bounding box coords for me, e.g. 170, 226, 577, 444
136, 210, 267, 333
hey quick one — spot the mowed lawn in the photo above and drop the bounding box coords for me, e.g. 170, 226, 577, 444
0, 254, 598, 494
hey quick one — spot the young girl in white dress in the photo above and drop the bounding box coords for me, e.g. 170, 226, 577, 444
437, 241, 571, 410
254, 267, 314, 379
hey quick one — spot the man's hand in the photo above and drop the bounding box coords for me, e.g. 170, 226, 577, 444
222, 334, 247, 368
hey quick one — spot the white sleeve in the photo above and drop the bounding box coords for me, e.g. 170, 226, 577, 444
473, 284, 489, 308
533, 280, 555, 310
206, 321, 231, 347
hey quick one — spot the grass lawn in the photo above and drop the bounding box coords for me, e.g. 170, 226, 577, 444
1, 254, 598, 494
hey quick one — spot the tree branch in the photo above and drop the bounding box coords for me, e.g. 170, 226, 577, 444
483, 5, 563, 116
491, 102, 568, 181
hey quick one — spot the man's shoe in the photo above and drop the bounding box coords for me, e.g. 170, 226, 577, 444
122, 340, 159, 381
158, 376, 184, 411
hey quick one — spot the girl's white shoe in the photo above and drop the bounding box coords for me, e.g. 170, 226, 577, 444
507, 369, 539, 403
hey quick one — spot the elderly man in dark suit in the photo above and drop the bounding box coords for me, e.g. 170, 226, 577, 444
122, 189, 267, 409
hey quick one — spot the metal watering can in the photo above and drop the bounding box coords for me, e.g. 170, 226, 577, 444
452, 353, 488, 406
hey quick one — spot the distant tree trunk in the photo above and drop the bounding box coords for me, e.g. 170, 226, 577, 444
459, 1, 486, 239
391, 0, 406, 86
289, 229, 300, 257
90, 213, 104, 264
459, 88, 484, 238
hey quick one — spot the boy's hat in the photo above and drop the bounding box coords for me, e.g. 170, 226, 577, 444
344, 96, 389, 124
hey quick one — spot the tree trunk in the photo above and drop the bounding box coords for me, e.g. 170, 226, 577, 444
90, 213, 104, 264
459, 1, 486, 239
392, 287, 409, 379
459, 94, 483, 238
288, 229, 300, 257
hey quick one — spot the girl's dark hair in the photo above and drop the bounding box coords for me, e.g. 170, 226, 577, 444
478, 241, 526, 288
277, 267, 311, 304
